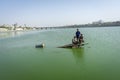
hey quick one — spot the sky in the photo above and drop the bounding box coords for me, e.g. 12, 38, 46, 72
0, 0, 120, 27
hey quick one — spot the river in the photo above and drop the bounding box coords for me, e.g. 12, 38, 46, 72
0, 27, 120, 80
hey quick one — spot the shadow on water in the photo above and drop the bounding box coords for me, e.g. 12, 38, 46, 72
71, 48, 84, 64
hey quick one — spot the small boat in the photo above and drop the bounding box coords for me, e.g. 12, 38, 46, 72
35, 43, 45, 48
59, 33, 85, 48
58, 44, 73, 48
58, 43, 88, 48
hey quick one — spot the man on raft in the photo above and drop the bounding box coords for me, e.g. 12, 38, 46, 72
72, 29, 84, 48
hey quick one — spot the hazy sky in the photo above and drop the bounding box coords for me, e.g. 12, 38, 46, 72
0, 0, 120, 27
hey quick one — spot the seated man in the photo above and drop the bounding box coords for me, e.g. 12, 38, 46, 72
79, 34, 84, 44
72, 36, 78, 45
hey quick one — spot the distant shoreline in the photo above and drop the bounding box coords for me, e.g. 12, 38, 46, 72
1, 20, 120, 31
0, 25, 120, 33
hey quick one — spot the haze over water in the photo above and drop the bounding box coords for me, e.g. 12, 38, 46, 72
0, 27, 120, 80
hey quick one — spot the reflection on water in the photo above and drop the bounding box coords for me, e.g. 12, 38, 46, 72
0, 31, 26, 39
71, 48, 84, 64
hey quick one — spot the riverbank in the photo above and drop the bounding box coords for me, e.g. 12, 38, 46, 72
0, 28, 8, 32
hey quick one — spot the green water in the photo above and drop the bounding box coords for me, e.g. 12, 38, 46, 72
0, 27, 120, 80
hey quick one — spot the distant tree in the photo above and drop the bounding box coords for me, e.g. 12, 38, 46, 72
13, 23, 18, 30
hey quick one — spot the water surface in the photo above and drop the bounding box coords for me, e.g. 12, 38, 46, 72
0, 27, 120, 80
